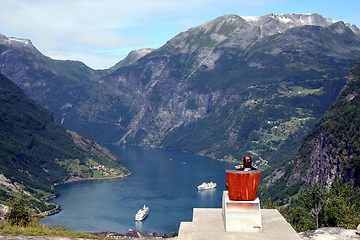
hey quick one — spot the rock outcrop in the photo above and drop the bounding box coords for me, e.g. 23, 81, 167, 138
0, 203, 10, 221
299, 227, 359, 240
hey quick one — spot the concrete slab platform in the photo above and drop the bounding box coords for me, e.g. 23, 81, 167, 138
177, 222, 193, 240
177, 208, 301, 240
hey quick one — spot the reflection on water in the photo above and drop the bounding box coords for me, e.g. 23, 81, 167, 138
198, 188, 216, 198
198, 188, 216, 205
135, 221, 143, 231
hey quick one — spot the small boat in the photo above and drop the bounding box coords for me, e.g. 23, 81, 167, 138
197, 181, 217, 190
135, 204, 149, 221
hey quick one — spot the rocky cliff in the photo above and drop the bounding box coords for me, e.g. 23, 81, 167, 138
289, 60, 360, 187
262, 60, 360, 198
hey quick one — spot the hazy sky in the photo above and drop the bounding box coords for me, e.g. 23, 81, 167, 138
1, 0, 360, 69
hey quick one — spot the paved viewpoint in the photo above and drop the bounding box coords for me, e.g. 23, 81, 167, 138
177, 208, 301, 240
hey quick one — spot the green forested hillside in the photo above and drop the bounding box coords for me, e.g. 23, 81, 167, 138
295, 61, 360, 186
257, 61, 360, 231
0, 73, 129, 213
318, 64, 360, 184
261, 60, 360, 203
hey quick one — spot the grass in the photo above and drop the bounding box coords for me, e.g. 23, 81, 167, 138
0, 219, 105, 239
92, 170, 103, 178
279, 85, 324, 97
0, 221, 177, 239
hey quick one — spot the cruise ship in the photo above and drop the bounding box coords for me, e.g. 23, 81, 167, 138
135, 204, 149, 221
197, 181, 217, 190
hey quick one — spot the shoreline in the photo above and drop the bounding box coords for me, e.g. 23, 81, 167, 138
60, 171, 131, 185
41, 172, 178, 238
43, 172, 132, 217
52, 171, 131, 188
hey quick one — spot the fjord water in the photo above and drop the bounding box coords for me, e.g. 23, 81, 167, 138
42, 145, 233, 235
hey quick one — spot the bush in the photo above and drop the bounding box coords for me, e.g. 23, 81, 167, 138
283, 181, 360, 231
6, 197, 32, 227
283, 206, 316, 232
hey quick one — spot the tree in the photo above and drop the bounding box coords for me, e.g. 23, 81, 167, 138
298, 185, 328, 229
6, 196, 32, 227
284, 181, 360, 232
283, 206, 316, 232
323, 181, 360, 229
261, 198, 277, 209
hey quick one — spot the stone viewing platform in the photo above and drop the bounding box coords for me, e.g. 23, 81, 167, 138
177, 207, 301, 240
177, 168, 300, 239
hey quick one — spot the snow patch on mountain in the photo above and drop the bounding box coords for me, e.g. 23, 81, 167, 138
241, 13, 360, 36
8, 37, 31, 45
242, 16, 261, 22
242, 13, 336, 27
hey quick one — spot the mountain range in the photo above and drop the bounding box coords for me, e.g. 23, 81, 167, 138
1, 13, 360, 201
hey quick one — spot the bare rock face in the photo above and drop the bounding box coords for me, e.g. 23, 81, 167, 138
286, 60, 360, 189
287, 130, 344, 188
299, 227, 359, 240
0, 173, 24, 192
0, 203, 10, 220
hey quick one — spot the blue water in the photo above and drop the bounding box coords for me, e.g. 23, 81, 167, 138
42, 145, 233, 235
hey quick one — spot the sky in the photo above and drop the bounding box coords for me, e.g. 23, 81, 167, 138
1, 0, 360, 70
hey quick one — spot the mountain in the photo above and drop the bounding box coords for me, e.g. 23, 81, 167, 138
1, 13, 360, 167
294, 60, 360, 186
110, 48, 154, 70
60, 13, 360, 163
0, 34, 109, 124
0, 73, 129, 214
260, 59, 360, 201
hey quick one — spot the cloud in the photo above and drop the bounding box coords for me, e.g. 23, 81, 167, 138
1, 0, 359, 69
2, 0, 215, 68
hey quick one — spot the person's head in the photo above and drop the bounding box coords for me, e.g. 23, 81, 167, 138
242, 156, 252, 167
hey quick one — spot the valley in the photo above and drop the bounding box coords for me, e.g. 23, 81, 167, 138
0, 13, 359, 219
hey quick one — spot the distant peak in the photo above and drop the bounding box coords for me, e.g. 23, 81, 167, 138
202, 14, 247, 27
0, 35, 35, 48
215, 14, 244, 21
131, 48, 154, 55
328, 21, 355, 35
111, 48, 154, 70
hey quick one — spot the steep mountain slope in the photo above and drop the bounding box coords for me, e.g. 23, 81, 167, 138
65, 13, 360, 164
261, 60, 360, 201
292, 60, 360, 186
0, 34, 108, 123
1, 13, 360, 167
0, 73, 129, 213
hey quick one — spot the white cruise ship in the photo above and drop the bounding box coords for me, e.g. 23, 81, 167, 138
135, 204, 149, 221
197, 181, 217, 190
